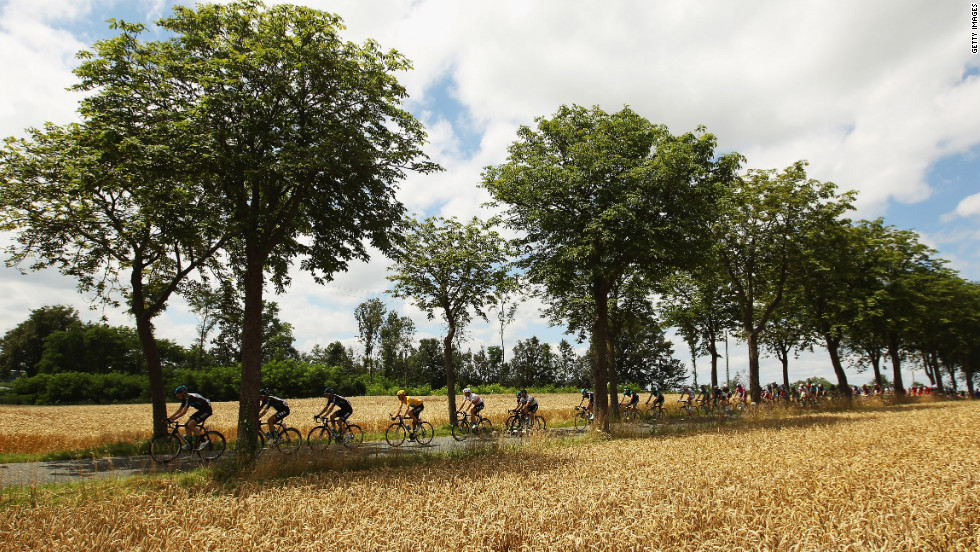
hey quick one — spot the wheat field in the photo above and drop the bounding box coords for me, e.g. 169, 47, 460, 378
1, 400, 977, 551
0, 393, 586, 454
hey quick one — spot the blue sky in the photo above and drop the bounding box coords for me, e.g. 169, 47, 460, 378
1, 0, 978, 389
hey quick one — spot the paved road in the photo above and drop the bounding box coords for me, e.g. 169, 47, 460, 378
0, 427, 577, 488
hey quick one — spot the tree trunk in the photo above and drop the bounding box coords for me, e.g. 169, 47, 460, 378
607, 340, 619, 421
928, 350, 944, 393
870, 355, 882, 389
133, 308, 167, 438
778, 347, 790, 391
690, 343, 698, 389
747, 329, 762, 404
129, 263, 168, 438
824, 334, 851, 398
237, 256, 265, 458
591, 278, 611, 433
444, 324, 458, 427
707, 333, 719, 388
887, 331, 905, 396
963, 354, 975, 399
945, 359, 958, 392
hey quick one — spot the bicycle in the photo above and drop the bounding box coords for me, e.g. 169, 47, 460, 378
259, 419, 303, 454
150, 419, 226, 463
385, 414, 433, 447
307, 415, 364, 451
573, 405, 593, 431
678, 400, 699, 418
645, 402, 666, 421
505, 408, 546, 436
451, 410, 493, 441
620, 404, 640, 422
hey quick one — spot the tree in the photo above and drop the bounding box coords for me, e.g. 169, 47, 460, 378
387, 216, 513, 425
555, 340, 591, 388
184, 281, 227, 370
379, 310, 415, 384
483, 104, 740, 431
0, 306, 81, 378
859, 220, 946, 396
507, 337, 555, 388
714, 161, 838, 402
660, 266, 736, 389
210, 299, 298, 366
0, 26, 227, 434
760, 309, 811, 390
138, 1, 438, 452
789, 188, 860, 395
355, 298, 386, 382
305, 341, 356, 373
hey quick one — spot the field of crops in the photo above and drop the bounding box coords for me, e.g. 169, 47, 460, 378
2, 400, 978, 551
0, 393, 587, 454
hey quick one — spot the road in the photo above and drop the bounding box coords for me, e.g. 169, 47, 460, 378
0, 427, 582, 488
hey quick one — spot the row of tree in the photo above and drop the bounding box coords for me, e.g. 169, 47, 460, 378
1, 2, 974, 444
0, 300, 690, 403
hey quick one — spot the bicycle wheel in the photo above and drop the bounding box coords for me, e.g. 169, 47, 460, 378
149, 433, 181, 463
342, 424, 364, 448
199, 430, 226, 461
415, 421, 434, 445
477, 418, 494, 439
574, 412, 590, 431
275, 427, 303, 454
385, 422, 407, 447
505, 414, 521, 435
451, 418, 470, 441
534, 415, 546, 430
307, 426, 332, 452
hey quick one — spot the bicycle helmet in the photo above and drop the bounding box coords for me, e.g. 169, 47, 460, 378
323, 387, 334, 396
259, 388, 270, 396
397, 389, 406, 397
581, 388, 588, 395
174, 385, 187, 395
516, 392, 521, 398
520, 389, 527, 395
462, 387, 471, 394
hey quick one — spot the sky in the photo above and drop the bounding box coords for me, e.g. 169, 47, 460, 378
1, 0, 978, 390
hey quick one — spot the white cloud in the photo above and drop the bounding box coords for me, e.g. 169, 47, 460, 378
1, 0, 978, 388
950, 193, 980, 219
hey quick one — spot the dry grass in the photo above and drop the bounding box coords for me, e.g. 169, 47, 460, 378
0, 393, 586, 454
2, 401, 977, 551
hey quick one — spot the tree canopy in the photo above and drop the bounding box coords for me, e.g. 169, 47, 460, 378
483, 104, 740, 429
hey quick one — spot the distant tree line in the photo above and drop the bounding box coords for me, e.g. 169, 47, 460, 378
0, 301, 688, 404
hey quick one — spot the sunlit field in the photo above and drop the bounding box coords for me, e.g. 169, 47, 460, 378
0, 393, 588, 454
1, 400, 977, 551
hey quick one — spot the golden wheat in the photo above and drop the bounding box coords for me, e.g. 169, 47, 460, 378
2, 401, 977, 551
0, 393, 590, 454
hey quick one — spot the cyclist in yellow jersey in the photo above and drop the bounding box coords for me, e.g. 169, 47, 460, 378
394, 389, 425, 436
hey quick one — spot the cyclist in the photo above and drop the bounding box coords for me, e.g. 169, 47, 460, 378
394, 389, 424, 439
678, 386, 695, 413
167, 385, 212, 451
619, 386, 639, 417
578, 388, 594, 417
316, 387, 353, 431
696, 385, 712, 409
645, 388, 665, 412
735, 383, 748, 405
460, 387, 485, 420
258, 388, 290, 439
517, 389, 539, 423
